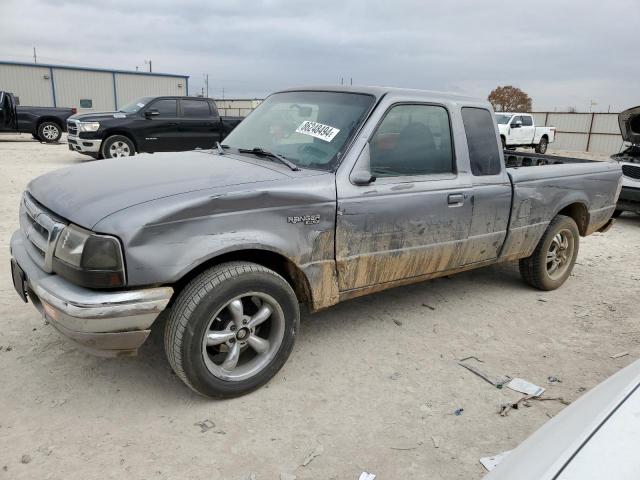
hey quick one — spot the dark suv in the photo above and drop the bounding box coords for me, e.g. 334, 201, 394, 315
67, 96, 242, 158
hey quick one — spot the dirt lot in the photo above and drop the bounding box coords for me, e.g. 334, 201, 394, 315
1, 134, 638, 479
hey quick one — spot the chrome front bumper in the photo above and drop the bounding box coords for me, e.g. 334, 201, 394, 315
67, 133, 101, 154
10, 230, 173, 357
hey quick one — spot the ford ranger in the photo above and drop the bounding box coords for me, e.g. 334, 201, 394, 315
496, 112, 556, 153
0, 90, 75, 142
10, 86, 621, 398
67, 96, 242, 159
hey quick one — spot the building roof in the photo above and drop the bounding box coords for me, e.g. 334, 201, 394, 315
0, 60, 189, 79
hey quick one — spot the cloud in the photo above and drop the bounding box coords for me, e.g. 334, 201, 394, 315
1, 0, 638, 110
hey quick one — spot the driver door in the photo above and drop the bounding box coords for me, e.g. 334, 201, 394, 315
335, 103, 473, 291
138, 98, 180, 152
509, 116, 526, 144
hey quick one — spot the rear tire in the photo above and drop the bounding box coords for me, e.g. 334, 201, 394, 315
519, 215, 579, 290
164, 262, 300, 398
37, 121, 62, 143
535, 137, 549, 154
101, 135, 135, 158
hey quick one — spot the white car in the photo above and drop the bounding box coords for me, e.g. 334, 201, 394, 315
496, 113, 556, 153
484, 359, 640, 479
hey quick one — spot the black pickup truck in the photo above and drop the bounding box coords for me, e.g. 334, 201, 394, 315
0, 91, 75, 142
67, 96, 243, 159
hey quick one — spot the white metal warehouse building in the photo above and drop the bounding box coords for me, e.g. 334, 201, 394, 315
0, 61, 189, 112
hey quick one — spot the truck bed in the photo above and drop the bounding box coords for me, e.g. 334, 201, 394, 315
499, 150, 621, 262
503, 150, 601, 167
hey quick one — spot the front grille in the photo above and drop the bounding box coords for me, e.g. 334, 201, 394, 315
67, 121, 78, 136
622, 164, 640, 180
19, 193, 66, 272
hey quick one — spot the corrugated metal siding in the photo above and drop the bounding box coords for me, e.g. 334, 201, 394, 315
216, 99, 262, 117
115, 74, 186, 108
546, 113, 592, 133
591, 114, 620, 134
588, 134, 624, 155
529, 111, 625, 155
52, 68, 115, 112
553, 132, 589, 151
0, 64, 53, 106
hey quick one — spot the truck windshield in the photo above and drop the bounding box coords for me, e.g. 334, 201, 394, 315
222, 91, 375, 171
119, 97, 154, 113
496, 114, 513, 124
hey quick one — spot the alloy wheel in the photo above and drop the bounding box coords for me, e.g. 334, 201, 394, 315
201, 292, 285, 381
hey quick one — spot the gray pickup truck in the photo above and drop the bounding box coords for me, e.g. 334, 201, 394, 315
10, 86, 621, 398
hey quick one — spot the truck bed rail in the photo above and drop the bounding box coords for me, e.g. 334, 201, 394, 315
504, 150, 601, 168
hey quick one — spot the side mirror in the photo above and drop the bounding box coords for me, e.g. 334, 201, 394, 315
145, 109, 160, 118
350, 143, 377, 186
352, 171, 376, 186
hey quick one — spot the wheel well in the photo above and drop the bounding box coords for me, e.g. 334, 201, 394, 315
36, 117, 63, 131
541, 134, 548, 140
104, 131, 138, 151
558, 203, 589, 235
170, 249, 313, 307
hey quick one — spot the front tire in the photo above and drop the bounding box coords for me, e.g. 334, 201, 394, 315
519, 215, 579, 290
535, 137, 549, 154
37, 121, 62, 143
101, 135, 135, 158
164, 262, 300, 398
612, 209, 623, 218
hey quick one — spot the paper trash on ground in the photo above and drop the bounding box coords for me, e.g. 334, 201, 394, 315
358, 473, 376, 480
480, 450, 512, 471
507, 378, 545, 397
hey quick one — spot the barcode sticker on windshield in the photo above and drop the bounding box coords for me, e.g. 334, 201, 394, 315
296, 121, 340, 142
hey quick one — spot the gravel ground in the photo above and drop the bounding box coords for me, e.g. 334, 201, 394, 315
1, 134, 639, 480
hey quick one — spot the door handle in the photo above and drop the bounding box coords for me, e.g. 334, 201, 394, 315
448, 193, 465, 206
168, 122, 179, 126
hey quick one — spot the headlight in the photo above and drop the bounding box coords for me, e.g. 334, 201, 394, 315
78, 121, 100, 132
53, 224, 125, 288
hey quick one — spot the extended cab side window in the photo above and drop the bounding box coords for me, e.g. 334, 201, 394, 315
369, 104, 453, 177
182, 100, 211, 118
149, 99, 177, 117
522, 115, 533, 126
461, 107, 502, 176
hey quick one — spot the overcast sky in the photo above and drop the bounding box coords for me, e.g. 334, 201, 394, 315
2, 0, 639, 111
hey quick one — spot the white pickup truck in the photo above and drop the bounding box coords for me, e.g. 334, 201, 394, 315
496, 113, 556, 153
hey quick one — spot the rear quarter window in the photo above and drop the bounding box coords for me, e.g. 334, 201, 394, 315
182, 100, 211, 118
461, 107, 502, 176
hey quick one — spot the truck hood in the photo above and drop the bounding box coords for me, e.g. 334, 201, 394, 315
618, 106, 640, 145
69, 112, 130, 121
27, 151, 293, 229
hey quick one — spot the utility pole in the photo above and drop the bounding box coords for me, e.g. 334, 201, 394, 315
204, 74, 209, 98
33, 47, 37, 64
144, 60, 152, 72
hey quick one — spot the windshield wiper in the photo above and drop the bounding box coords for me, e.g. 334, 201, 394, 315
237, 147, 300, 171
216, 141, 226, 155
